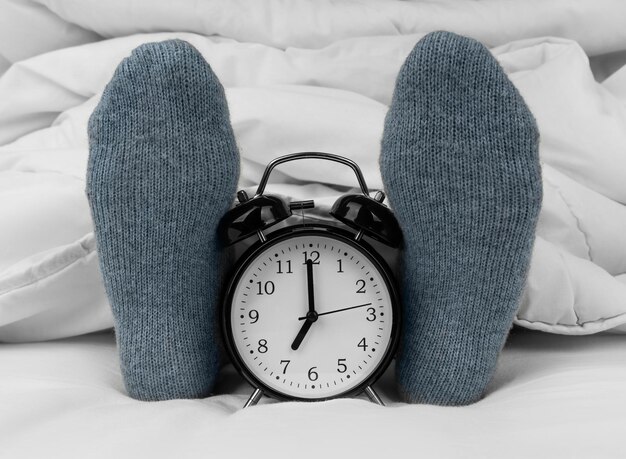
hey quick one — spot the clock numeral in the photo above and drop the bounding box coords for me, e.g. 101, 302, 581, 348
308, 367, 319, 381
276, 260, 292, 274
337, 259, 344, 273
302, 250, 320, 265
258, 339, 268, 353
249, 309, 259, 324
358, 337, 368, 351
366, 307, 376, 322
256, 281, 275, 295
356, 279, 366, 294
280, 359, 291, 374
337, 358, 347, 373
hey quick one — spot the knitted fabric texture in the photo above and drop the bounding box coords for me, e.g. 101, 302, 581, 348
86, 40, 239, 401
380, 31, 542, 405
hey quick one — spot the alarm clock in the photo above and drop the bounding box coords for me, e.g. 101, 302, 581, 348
218, 152, 402, 407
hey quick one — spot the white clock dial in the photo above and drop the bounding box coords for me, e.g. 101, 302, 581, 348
226, 229, 397, 400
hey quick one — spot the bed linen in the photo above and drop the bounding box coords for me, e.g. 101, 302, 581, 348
2, 1, 626, 342
1, 329, 625, 458
0, 1, 626, 457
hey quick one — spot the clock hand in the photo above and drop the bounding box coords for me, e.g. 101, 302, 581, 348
291, 259, 318, 351
291, 314, 316, 350
306, 258, 315, 314
297, 302, 372, 320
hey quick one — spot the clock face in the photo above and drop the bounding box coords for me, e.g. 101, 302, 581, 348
223, 227, 398, 400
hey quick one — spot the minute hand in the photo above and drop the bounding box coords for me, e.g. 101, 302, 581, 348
306, 258, 315, 313
298, 302, 372, 320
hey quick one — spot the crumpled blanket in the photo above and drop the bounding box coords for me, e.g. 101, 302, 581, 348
0, 0, 625, 341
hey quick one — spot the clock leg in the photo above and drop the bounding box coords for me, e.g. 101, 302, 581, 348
243, 388, 263, 408
364, 386, 385, 406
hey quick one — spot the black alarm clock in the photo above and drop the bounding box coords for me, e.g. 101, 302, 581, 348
218, 152, 402, 407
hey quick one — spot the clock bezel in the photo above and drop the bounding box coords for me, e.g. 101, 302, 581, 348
221, 223, 401, 402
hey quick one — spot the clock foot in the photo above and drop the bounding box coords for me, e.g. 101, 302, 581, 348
364, 385, 385, 406
243, 388, 263, 408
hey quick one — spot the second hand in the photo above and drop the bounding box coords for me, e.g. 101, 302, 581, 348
297, 302, 372, 320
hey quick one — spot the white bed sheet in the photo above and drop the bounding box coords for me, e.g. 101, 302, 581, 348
1, 330, 625, 458
1, 2, 626, 457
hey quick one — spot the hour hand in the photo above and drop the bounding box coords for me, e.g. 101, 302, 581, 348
291, 316, 315, 350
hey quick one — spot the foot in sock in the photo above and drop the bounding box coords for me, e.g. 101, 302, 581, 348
380, 31, 542, 405
86, 40, 239, 401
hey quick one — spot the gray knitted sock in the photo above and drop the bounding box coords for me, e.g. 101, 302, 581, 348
86, 40, 239, 401
380, 31, 542, 405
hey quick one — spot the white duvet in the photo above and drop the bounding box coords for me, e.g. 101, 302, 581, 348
1, 0, 626, 343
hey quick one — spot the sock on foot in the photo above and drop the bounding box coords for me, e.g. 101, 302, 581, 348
380, 31, 542, 406
86, 40, 239, 401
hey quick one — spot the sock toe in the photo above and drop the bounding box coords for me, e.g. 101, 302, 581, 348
381, 32, 542, 405
87, 40, 239, 400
